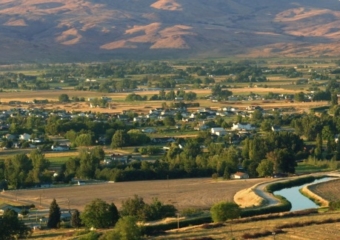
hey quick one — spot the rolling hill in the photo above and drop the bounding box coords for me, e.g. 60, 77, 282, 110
1, 0, 340, 62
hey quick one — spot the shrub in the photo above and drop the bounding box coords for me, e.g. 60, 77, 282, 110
181, 208, 204, 217
210, 201, 240, 223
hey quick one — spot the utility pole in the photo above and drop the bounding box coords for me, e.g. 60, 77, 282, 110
176, 212, 180, 231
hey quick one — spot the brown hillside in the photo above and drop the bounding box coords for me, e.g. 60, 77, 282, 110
1, 0, 340, 62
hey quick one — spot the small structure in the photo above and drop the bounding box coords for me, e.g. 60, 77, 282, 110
271, 125, 281, 132
0, 204, 22, 216
231, 172, 249, 179
141, 128, 156, 133
51, 145, 70, 152
231, 123, 256, 131
211, 127, 227, 136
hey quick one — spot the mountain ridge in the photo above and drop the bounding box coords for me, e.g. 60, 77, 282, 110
1, 0, 340, 62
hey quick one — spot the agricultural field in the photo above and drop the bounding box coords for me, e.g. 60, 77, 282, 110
0, 88, 328, 114
307, 179, 340, 202
151, 211, 340, 240
24, 211, 340, 239
0, 178, 270, 212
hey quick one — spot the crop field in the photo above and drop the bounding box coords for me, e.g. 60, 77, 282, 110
151, 211, 340, 240
307, 179, 340, 202
1, 178, 270, 212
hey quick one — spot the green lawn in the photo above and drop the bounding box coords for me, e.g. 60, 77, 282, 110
47, 156, 70, 169
295, 162, 332, 174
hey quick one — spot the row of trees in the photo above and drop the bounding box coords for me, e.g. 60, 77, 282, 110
1, 150, 50, 189
45, 195, 177, 239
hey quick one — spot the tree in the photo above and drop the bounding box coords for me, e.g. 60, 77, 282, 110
127, 130, 150, 146
4, 154, 32, 189
75, 133, 93, 147
163, 116, 176, 127
30, 149, 50, 172
266, 148, 296, 173
210, 201, 240, 223
71, 209, 82, 228
331, 92, 338, 106
252, 109, 263, 121
58, 94, 70, 102
47, 199, 61, 228
99, 216, 141, 240
109, 203, 120, 226
0, 209, 31, 240
81, 199, 119, 228
111, 130, 129, 148
261, 120, 272, 132
120, 195, 147, 221
256, 159, 274, 177
211, 84, 232, 100
294, 92, 305, 102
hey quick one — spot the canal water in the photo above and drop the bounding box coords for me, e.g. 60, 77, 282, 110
273, 177, 334, 211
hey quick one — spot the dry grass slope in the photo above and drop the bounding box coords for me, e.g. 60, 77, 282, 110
1, 0, 340, 61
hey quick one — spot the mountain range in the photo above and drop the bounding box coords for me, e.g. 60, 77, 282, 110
1, 0, 340, 63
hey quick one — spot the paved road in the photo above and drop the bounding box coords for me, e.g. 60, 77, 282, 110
253, 180, 281, 206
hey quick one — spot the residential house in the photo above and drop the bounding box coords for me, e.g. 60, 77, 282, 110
142, 128, 156, 133
51, 145, 70, 151
194, 123, 209, 131
4, 134, 16, 141
271, 125, 281, 132
19, 133, 31, 141
231, 172, 249, 179
231, 123, 256, 131
211, 127, 227, 136
0, 204, 22, 216
133, 116, 146, 123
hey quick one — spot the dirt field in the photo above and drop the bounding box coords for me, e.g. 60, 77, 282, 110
0, 178, 270, 211
307, 179, 340, 202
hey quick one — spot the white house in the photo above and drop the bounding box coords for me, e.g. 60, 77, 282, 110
19, 133, 31, 141
231, 172, 249, 179
231, 123, 256, 131
211, 127, 227, 136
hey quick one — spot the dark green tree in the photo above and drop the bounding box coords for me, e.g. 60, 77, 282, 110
58, 94, 70, 102
109, 203, 120, 226
81, 199, 119, 228
111, 130, 129, 148
0, 209, 31, 240
163, 116, 176, 127
294, 92, 305, 102
71, 209, 82, 228
331, 92, 338, 106
47, 199, 61, 228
